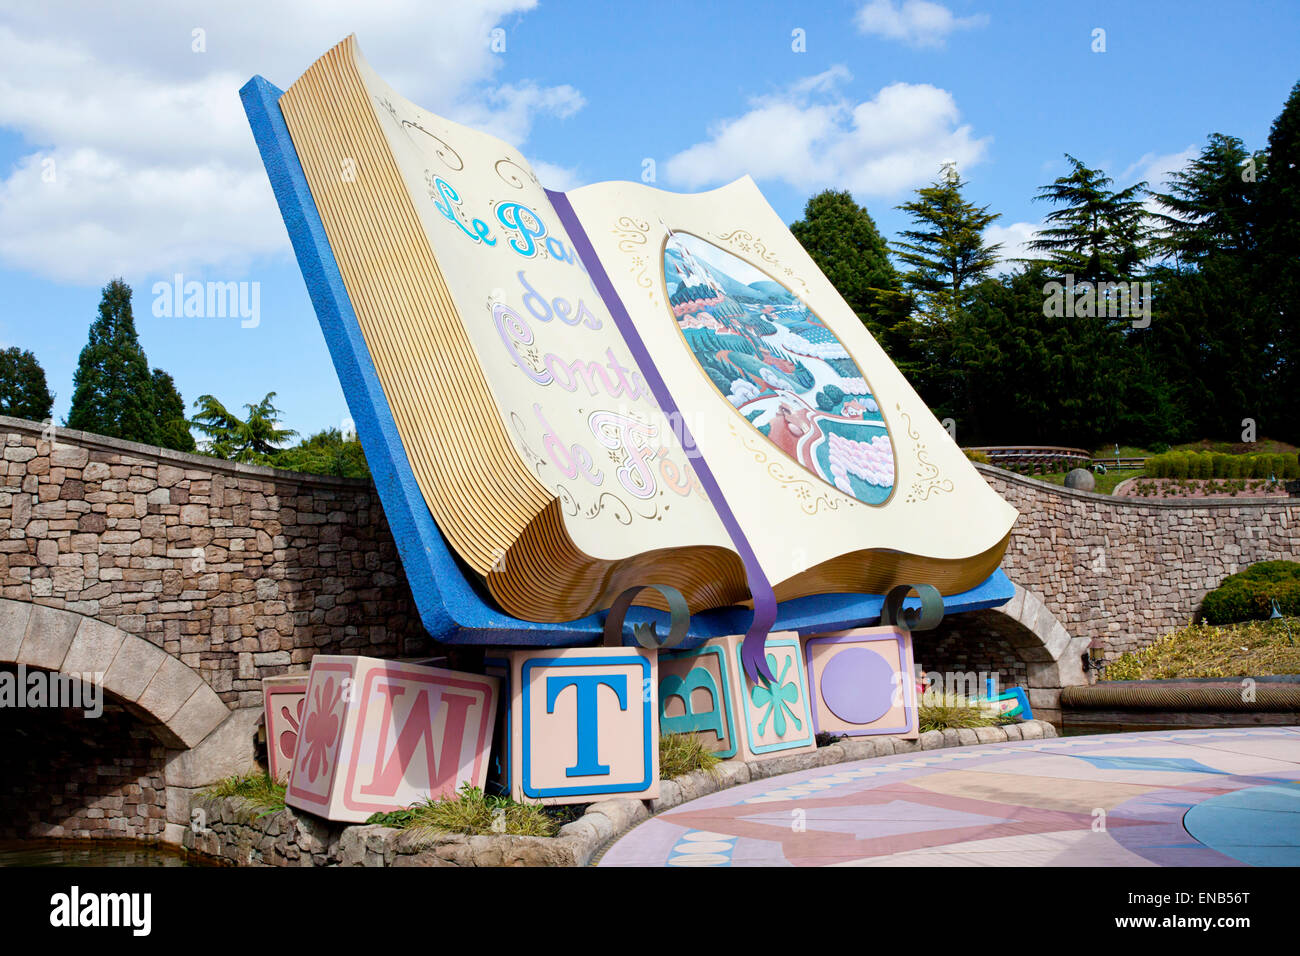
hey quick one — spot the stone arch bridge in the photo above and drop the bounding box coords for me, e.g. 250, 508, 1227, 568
0, 416, 1294, 841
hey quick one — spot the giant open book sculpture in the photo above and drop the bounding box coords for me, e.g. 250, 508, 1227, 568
242, 36, 1018, 686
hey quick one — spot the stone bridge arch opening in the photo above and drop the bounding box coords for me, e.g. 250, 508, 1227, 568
0, 599, 234, 842
913, 584, 1091, 726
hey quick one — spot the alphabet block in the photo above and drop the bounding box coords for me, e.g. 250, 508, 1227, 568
484, 655, 511, 796
803, 626, 918, 739
285, 655, 499, 823
660, 633, 815, 761
509, 646, 659, 805
729, 632, 817, 760
659, 642, 738, 759
261, 673, 309, 783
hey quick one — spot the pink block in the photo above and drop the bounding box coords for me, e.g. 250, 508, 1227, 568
285, 655, 499, 823
509, 647, 659, 805
262, 674, 309, 783
803, 626, 918, 739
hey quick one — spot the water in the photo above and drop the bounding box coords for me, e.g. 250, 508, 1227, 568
0, 839, 221, 867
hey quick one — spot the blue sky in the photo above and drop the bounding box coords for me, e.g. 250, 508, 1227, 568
1, 0, 1296, 441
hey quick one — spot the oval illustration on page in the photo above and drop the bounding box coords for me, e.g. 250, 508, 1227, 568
662, 231, 895, 505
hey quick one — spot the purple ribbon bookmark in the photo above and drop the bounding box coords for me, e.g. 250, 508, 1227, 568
547, 188, 778, 684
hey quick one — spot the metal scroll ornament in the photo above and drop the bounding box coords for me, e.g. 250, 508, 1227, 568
603, 584, 691, 650
880, 584, 945, 632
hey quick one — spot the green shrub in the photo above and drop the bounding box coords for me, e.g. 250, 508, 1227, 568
1145, 451, 1291, 481
1199, 560, 1300, 624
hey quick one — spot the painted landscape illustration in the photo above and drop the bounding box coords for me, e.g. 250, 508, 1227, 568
663, 231, 895, 504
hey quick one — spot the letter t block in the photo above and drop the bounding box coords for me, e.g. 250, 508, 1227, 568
509, 647, 659, 805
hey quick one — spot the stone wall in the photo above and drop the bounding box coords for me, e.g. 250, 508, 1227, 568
0, 417, 429, 710
978, 464, 1299, 659
914, 616, 1029, 691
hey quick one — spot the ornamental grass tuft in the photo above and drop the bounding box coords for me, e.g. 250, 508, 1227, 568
658, 732, 721, 780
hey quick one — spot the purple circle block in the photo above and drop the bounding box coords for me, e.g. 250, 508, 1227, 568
820, 646, 895, 725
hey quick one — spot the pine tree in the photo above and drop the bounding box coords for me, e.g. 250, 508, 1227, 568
893, 163, 1003, 313
1151, 134, 1261, 265
1027, 155, 1150, 283
953, 263, 1125, 447
152, 369, 196, 453
66, 279, 159, 444
190, 392, 297, 464
0, 347, 55, 422
1145, 133, 1272, 442
1256, 79, 1300, 439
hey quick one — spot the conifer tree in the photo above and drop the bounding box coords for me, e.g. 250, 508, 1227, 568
152, 369, 196, 453
1256, 79, 1300, 435
893, 163, 1003, 313
1027, 155, 1150, 283
0, 347, 55, 422
790, 189, 916, 368
66, 279, 159, 445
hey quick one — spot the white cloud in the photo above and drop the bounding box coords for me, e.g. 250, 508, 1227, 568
855, 0, 988, 48
530, 160, 583, 193
0, 1, 583, 285
984, 220, 1042, 271
1119, 146, 1198, 191
1119, 145, 1198, 217
664, 68, 989, 197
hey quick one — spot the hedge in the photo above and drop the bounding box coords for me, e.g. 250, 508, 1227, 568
1199, 560, 1300, 624
1145, 451, 1299, 481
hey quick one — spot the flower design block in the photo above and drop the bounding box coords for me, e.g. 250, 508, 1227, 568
730, 633, 817, 760
262, 673, 309, 783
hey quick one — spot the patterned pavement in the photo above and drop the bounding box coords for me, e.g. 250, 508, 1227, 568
598, 727, 1300, 867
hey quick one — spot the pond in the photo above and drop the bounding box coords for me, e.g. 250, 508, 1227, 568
0, 839, 222, 867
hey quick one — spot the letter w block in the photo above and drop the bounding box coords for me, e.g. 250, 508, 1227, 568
285, 655, 498, 823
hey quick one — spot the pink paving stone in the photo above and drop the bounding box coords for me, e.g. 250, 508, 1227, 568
598, 728, 1300, 867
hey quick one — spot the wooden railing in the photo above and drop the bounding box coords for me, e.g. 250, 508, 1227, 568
965, 445, 1093, 470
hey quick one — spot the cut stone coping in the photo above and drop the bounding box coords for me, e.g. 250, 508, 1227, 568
185, 719, 1057, 867
975, 461, 1294, 509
